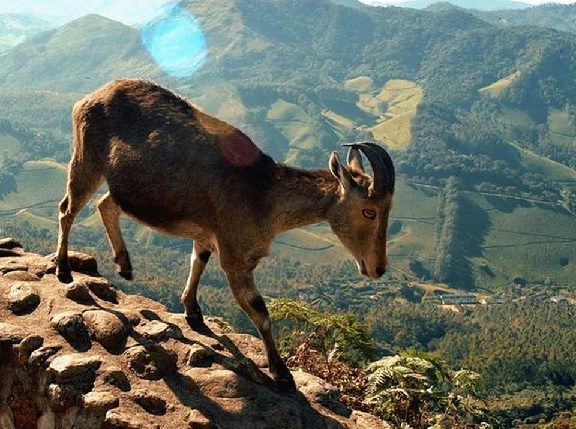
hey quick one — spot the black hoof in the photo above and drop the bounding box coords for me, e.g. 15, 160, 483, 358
118, 271, 133, 281
186, 314, 211, 334
57, 270, 74, 284
274, 373, 296, 391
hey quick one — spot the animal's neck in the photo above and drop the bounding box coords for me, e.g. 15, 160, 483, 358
271, 165, 339, 233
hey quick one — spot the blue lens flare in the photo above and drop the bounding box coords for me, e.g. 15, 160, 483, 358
141, 5, 207, 77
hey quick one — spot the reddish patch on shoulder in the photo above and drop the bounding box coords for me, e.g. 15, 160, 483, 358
217, 132, 262, 167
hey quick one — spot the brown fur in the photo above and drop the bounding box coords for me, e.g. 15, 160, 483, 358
55, 79, 395, 389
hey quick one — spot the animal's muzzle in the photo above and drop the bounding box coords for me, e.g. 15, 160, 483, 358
359, 259, 386, 279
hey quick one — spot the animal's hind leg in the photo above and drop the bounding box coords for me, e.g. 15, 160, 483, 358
56, 159, 104, 283
97, 192, 133, 280
182, 241, 211, 330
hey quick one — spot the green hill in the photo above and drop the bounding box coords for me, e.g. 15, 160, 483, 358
473, 4, 576, 35
0, 13, 54, 52
0, 14, 159, 92
0, 159, 66, 220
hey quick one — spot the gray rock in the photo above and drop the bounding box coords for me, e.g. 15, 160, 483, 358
101, 366, 131, 392
134, 320, 182, 342
7, 282, 40, 315
17, 334, 44, 364
0, 322, 27, 344
48, 353, 102, 383
186, 343, 216, 368
124, 345, 177, 381
47, 383, 81, 412
105, 407, 155, 429
82, 310, 129, 354
81, 277, 118, 303
3, 270, 40, 281
0, 241, 391, 429
0, 238, 23, 250
67, 251, 99, 274
187, 409, 214, 429
185, 368, 258, 399
131, 389, 167, 416
0, 261, 28, 274
0, 248, 22, 257
121, 310, 142, 326
83, 391, 120, 416
28, 346, 62, 368
64, 281, 95, 304
293, 371, 348, 417
29, 255, 57, 277
51, 311, 92, 352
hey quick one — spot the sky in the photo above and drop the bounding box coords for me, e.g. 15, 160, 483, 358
0, 0, 575, 25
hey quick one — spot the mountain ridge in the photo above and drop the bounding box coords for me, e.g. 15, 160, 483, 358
0, 14, 159, 92
366, 0, 532, 10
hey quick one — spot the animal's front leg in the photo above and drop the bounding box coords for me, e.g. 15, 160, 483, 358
226, 270, 296, 390
182, 241, 211, 330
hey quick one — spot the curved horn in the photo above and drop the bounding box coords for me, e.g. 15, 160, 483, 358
344, 142, 395, 196
346, 146, 364, 172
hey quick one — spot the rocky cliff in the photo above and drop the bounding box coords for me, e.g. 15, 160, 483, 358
0, 238, 388, 429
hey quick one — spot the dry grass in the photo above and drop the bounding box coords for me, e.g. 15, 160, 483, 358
479, 71, 521, 98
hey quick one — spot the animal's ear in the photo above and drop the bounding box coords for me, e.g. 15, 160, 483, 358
346, 146, 364, 172
329, 152, 356, 193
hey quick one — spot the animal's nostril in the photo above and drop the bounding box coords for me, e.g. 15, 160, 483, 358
376, 266, 386, 277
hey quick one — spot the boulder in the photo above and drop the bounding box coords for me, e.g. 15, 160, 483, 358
7, 282, 40, 314
82, 309, 129, 354
51, 311, 92, 351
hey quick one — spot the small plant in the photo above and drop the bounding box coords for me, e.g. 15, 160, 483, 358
268, 298, 374, 369
365, 350, 487, 428
268, 297, 375, 410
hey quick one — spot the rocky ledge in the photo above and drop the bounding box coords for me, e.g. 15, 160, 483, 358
0, 238, 389, 429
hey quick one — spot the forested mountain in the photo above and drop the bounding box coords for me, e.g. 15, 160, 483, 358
0, 14, 158, 91
473, 3, 576, 34
385, 0, 531, 10
0, 13, 53, 52
0, 0, 575, 291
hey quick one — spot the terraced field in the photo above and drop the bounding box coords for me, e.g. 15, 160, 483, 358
345, 77, 423, 151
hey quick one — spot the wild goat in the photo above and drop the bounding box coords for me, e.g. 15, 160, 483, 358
55, 79, 395, 389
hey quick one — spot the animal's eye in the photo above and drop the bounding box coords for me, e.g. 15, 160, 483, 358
362, 209, 376, 220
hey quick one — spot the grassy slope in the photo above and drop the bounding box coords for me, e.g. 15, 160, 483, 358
548, 108, 576, 148
0, 133, 22, 156
344, 77, 423, 151
267, 98, 317, 164
479, 71, 521, 98
474, 136, 576, 288
476, 194, 576, 287
0, 159, 66, 221
386, 181, 439, 276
